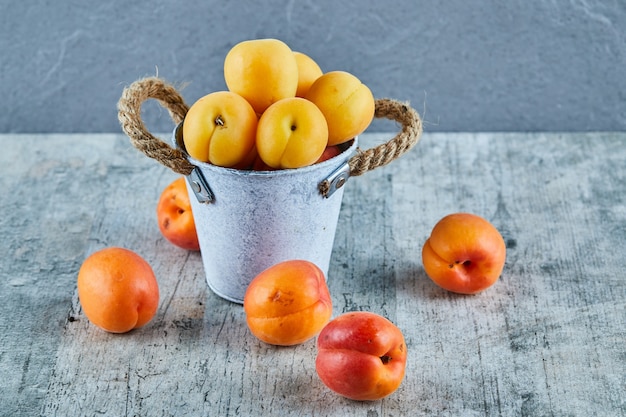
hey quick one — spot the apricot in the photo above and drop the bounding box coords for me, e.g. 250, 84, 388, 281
182, 91, 258, 168
224, 38, 299, 114
316, 312, 407, 401
315, 145, 342, 164
243, 260, 332, 346
305, 70, 375, 146
251, 156, 276, 171
256, 97, 329, 169
156, 177, 199, 251
294, 51, 323, 97
77, 247, 159, 333
231, 144, 258, 170
422, 213, 507, 294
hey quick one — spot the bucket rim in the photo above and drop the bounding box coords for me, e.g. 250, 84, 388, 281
171, 122, 358, 178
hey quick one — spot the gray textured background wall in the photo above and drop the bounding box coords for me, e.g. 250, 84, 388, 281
1, 1, 625, 133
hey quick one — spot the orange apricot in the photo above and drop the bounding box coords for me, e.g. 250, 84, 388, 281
77, 247, 159, 333
422, 213, 506, 294
243, 260, 332, 346
156, 177, 199, 251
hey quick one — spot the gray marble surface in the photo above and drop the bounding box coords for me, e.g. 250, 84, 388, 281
0, 132, 624, 416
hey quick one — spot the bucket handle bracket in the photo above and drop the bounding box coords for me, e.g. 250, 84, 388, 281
187, 167, 215, 204
321, 161, 351, 198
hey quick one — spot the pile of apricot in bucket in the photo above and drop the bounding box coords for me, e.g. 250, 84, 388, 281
182, 38, 375, 171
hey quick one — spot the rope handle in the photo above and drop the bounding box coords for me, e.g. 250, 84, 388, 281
117, 77, 423, 179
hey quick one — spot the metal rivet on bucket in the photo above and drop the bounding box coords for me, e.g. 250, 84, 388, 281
322, 162, 351, 198
187, 167, 214, 204
172, 122, 214, 204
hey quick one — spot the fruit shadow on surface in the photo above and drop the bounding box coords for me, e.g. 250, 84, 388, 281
394, 260, 455, 302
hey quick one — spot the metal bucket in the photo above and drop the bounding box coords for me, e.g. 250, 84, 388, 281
118, 78, 423, 304
172, 123, 358, 303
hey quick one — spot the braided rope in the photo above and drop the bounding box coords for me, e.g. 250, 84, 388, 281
350, 99, 422, 176
117, 77, 194, 175
117, 77, 423, 187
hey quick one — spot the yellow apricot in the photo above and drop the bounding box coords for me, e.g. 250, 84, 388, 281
256, 97, 328, 169
224, 38, 299, 114
182, 91, 258, 168
305, 71, 375, 146
294, 51, 323, 97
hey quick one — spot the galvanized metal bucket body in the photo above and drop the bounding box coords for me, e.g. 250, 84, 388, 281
173, 124, 358, 304
118, 78, 422, 304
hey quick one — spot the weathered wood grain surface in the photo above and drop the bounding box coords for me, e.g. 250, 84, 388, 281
0, 132, 624, 417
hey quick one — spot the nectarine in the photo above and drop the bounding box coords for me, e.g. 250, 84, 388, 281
315, 145, 342, 164
316, 311, 407, 401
